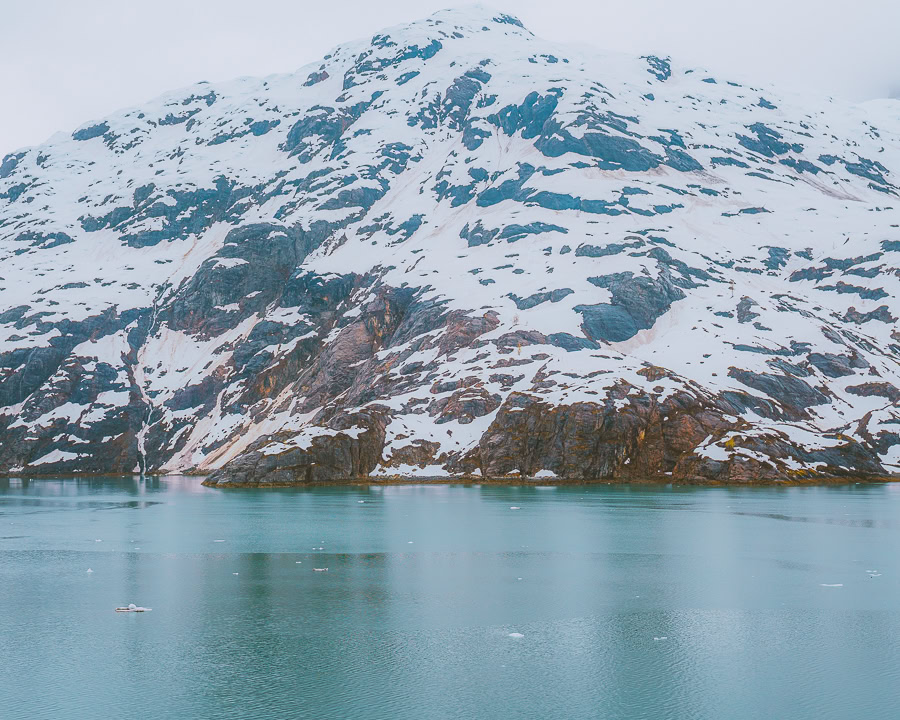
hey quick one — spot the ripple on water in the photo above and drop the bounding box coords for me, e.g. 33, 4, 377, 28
2, 479, 900, 719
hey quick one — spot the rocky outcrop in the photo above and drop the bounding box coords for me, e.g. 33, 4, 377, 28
206, 410, 388, 486
204, 380, 890, 486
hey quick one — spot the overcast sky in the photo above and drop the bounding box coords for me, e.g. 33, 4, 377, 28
3, 0, 899, 154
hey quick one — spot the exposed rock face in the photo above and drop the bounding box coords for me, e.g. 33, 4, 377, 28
2, 8, 900, 485
210, 410, 388, 486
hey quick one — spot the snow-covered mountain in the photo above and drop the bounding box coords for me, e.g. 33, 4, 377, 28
2, 6, 899, 485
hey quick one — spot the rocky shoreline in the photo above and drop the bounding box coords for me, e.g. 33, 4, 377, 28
1, 469, 896, 488
201, 474, 899, 488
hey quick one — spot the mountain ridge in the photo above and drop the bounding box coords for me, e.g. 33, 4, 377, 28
1, 6, 899, 485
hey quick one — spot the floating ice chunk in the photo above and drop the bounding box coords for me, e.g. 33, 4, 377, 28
115, 604, 152, 612
653, 636, 668, 641
213, 539, 225, 543
86, 568, 94, 573
314, 568, 329, 572
508, 632, 524, 638
357, 500, 365, 503
509, 506, 521, 510
232, 572, 239, 576
95, 539, 102, 542
820, 583, 843, 587
295, 561, 302, 564
408, 541, 414, 544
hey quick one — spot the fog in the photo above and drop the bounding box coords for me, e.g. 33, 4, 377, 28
2, 0, 898, 153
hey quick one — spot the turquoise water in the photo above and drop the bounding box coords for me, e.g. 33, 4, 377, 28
2, 477, 900, 719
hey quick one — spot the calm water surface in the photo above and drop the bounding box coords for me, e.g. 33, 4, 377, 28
2, 477, 900, 719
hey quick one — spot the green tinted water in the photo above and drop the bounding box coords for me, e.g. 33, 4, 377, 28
2, 477, 899, 719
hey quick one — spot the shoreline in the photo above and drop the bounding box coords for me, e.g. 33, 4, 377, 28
200, 474, 900, 488
3, 471, 898, 488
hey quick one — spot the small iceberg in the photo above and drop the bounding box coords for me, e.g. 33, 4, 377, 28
509, 506, 521, 510
820, 583, 843, 587
115, 604, 152, 612
86, 568, 94, 574
508, 632, 524, 638
313, 568, 329, 572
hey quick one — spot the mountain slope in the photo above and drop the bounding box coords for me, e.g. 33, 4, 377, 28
2, 6, 899, 485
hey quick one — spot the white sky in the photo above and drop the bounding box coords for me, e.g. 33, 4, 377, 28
2, 0, 899, 155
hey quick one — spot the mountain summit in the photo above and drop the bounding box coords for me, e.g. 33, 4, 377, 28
1, 7, 899, 484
